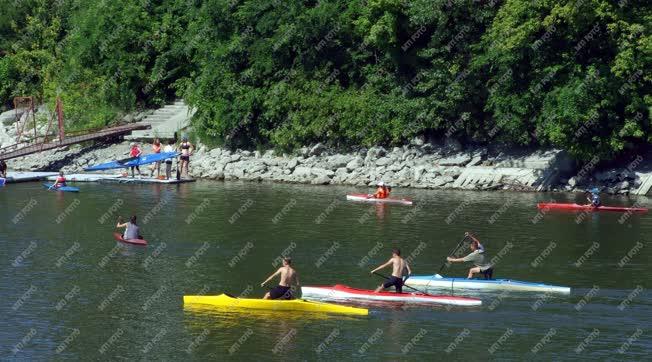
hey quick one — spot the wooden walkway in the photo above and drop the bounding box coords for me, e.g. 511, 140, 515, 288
0, 123, 150, 160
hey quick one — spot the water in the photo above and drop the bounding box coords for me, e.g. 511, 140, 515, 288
1, 181, 650, 359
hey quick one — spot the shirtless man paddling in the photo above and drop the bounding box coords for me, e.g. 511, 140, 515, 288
261, 257, 300, 300
370, 248, 412, 293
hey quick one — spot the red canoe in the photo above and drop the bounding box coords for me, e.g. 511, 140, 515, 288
537, 202, 648, 213
113, 232, 148, 246
346, 194, 413, 206
301, 285, 481, 306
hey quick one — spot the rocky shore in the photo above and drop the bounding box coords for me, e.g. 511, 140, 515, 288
4, 131, 652, 197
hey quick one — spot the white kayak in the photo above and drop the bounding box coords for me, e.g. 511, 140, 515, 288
346, 194, 413, 206
406, 275, 571, 294
301, 285, 481, 306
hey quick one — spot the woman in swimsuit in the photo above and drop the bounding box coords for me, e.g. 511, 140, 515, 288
178, 135, 193, 179
150, 139, 162, 178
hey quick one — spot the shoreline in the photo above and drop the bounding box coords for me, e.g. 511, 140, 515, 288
4, 137, 652, 198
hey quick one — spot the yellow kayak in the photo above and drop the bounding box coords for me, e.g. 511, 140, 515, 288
183, 294, 368, 316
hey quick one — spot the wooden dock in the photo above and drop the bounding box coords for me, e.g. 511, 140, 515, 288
3, 172, 194, 184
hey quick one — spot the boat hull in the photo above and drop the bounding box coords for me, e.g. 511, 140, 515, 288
113, 232, 147, 246
346, 194, 413, 205
43, 183, 79, 192
301, 285, 481, 306
183, 294, 368, 315
406, 275, 571, 294
85, 152, 179, 171
537, 202, 647, 213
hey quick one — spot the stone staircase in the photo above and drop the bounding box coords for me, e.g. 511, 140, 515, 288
125, 100, 195, 141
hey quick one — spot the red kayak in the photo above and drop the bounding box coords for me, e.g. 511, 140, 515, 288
537, 202, 648, 213
113, 232, 148, 246
301, 285, 481, 306
346, 194, 413, 206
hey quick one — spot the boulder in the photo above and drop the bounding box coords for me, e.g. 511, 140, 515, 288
209, 148, 222, 158
444, 137, 463, 152
327, 155, 352, 169
364, 146, 386, 164
311, 167, 335, 178
439, 154, 471, 166
467, 156, 483, 167
292, 166, 312, 178
615, 181, 630, 190
413, 167, 426, 181
309, 143, 327, 156
311, 175, 332, 185
286, 159, 299, 171
375, 157, 393, 166
346, 157, 363, 171
568, 176, 578, 187
410, 135, 425, 146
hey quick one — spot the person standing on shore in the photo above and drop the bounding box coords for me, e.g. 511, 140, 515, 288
0, 159, 7, 178
129, 142, 142, 178
150, 138, 162, 179
163, 140, 175, 180
178, 135, 193, 179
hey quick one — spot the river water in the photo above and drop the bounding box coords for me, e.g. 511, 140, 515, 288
1, 181, 650, 360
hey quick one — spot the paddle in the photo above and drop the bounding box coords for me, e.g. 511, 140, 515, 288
436, 235, 469, 277
372, 272, 431, 296
175, 157, 181, 180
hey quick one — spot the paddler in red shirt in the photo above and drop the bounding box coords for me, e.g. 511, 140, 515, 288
129, 142, 142, 178
51, 171, 67, 188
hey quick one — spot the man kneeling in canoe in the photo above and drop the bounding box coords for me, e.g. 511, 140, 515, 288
370, 248, 411, 293
447, 232, 493, 279
261, 257, 300, 300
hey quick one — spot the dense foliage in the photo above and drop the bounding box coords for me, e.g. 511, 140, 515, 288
0, 0, 650, 159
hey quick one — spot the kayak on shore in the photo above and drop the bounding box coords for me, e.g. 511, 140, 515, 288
85, 151, 179, 171
301, 285, 482, 306
112, 232, 147, 246
346, 194, 413, 206
43, 183, 79, 192
537, 202, 648, 213
183, 294, 368, 315
405, 275, 571, 294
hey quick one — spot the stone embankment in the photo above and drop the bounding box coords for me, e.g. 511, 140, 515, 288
2, 103, 651, 196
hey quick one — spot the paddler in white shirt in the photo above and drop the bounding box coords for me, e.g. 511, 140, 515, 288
447, 232, 494, 279
370, 248, 412, 293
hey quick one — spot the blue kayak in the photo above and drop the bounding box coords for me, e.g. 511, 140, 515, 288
0, 178, 5, 187
43, 183, 80, 193
84, 152, 179, 171
406, 274, 570, 294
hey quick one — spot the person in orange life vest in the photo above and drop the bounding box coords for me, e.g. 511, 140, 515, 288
372, 181, 390, 199
52, 171, 67, 188
129, 142, 142, 178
